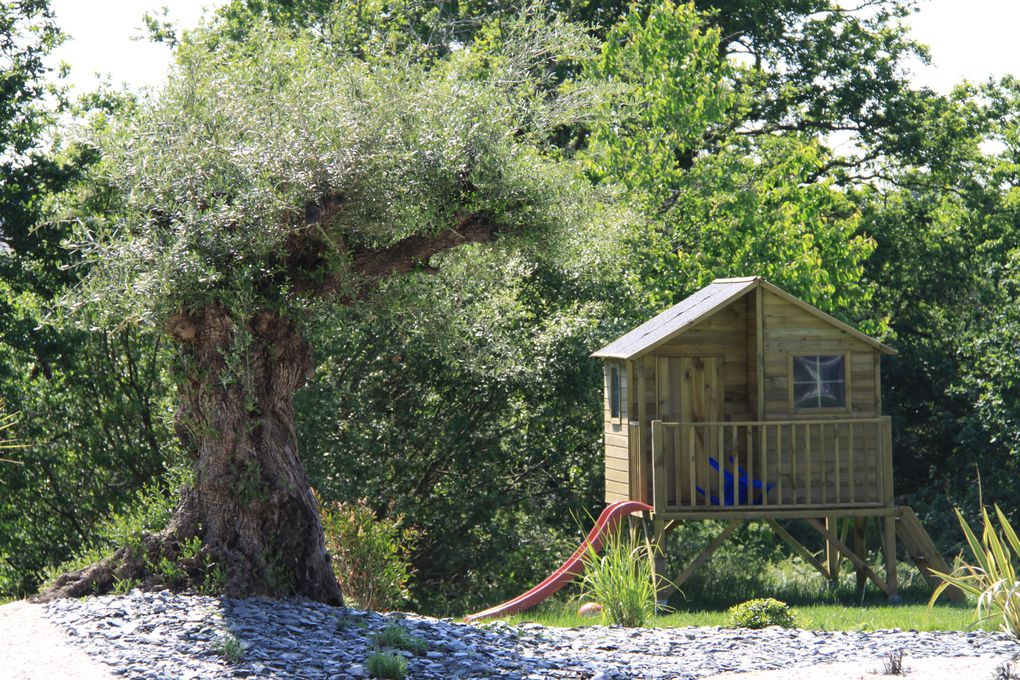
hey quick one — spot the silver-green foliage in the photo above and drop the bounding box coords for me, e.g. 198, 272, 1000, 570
62, 16, 606, 328
578, 525, 659, 627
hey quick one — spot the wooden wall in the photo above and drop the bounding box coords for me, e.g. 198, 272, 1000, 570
760, 290, 882, 505
761, 290, 880, 420
655, 291, 754, 421
603, 363, 630, 503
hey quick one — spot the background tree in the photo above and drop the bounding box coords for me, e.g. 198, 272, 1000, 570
0, 0, 177, 598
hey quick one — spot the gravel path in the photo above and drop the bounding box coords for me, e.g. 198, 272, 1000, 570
3, 591, 1016, 679
0, 600, 115, 680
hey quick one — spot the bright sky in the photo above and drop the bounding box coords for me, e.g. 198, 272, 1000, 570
45, 0, 1020, 95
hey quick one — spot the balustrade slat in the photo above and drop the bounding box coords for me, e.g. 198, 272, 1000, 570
760, 425, 767, 506
731, 425, 739, 508
689, 426, 696, 508
777, 425, 783, 505
835, 424, 841, 504
718, 428, 726, 507
849, 423, 855, 504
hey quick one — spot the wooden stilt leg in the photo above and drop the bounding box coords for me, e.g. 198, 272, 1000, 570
883, 513, 900, 602
854, 517, 867, 592
646, 517, 670, 610
825, 516, 839, 585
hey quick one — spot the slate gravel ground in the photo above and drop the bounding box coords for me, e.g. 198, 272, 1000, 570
42, 591, 1020, 679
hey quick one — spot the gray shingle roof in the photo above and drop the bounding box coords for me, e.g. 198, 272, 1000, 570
592, 276, 894, 360
592, 278, 759, 359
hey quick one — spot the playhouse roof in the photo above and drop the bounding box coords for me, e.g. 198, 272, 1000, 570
592, 276, 895, 360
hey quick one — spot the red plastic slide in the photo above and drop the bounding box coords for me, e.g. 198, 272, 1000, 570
464, 500, 653, 622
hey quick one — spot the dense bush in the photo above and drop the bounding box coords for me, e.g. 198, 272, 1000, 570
320, 498, 419, 611
728, 598, 797, 629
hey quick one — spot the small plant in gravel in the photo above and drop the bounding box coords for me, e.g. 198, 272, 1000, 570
881, 649, 906, 675
727, 598, 797, 629
932, 505, 1020, 637
212, 632, 245, 664
578, 524, 660, 627
373, 624, 427, 655
111, 576, 139, 595
366, 651, 408, 679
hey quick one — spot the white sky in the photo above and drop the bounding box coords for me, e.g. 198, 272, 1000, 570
45, 0, 1020, 95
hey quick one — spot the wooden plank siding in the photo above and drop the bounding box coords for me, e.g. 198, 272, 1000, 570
655, 291, 753, 421
604, 362, 631, 503
762, 290, 878, 421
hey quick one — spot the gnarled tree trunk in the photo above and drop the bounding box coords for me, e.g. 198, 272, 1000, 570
166, 304, 341, 603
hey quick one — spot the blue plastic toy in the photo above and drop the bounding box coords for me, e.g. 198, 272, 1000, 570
696, 456, 774, 506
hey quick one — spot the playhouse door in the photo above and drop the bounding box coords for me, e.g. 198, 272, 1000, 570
656, 356, 724, 506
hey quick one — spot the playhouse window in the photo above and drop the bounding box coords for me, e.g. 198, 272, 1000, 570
792, 355, 846, 409
609, 365, 621, 419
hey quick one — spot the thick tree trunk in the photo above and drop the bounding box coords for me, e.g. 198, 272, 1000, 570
166, 304, 341, 603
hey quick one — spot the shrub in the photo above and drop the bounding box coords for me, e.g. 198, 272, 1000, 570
319, 496, 419, 611
578, 524, 660, 627
727, 598, 797, 629
366, 652, 408, 680
931, 505, 1020, 637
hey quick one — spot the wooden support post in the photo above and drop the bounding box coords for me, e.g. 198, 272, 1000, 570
854, 517, 868, 592
883, 512, 900, 602
652, 421, 665, 514
825, 516, 839, 585
755, 285, 765, 421
646, 516, 670, 609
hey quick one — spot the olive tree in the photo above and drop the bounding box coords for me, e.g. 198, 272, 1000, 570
45, 19, 606, 603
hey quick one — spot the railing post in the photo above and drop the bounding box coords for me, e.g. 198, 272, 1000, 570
651, 420, 666, 514
881, 416, 894, 507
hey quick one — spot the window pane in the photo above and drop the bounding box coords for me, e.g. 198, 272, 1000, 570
818, 381, 845, 407
792, 356, 816, 383
793, 383, 819, 409
818, 356, 845, 382
792, 355, 845, 409
610, 366, 621, 418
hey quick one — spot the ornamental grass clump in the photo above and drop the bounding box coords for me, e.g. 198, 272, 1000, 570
578, 524, 660, 627
930, 505, 1020, 637
727, 598, 797, 629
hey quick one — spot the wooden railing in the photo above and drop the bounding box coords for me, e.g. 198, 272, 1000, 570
649, 417, 892, 513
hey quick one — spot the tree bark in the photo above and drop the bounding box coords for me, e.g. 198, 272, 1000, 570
166, 304, 341, 603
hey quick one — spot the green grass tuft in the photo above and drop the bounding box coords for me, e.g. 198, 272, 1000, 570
212, 632, 245, 664
373, 624, 427, 654
366, 651, 408, 679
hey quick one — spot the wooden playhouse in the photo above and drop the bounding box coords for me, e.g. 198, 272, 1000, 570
592, 276, 958, 600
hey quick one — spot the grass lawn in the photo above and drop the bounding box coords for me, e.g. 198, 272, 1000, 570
496, 601, 983, 632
